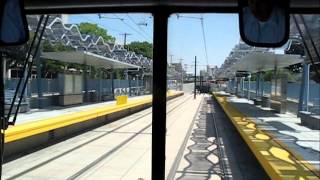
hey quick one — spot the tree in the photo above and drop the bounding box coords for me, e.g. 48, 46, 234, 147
43, 40, 74, 52
263, 70, 274, 82
126, 41, 153, 58
78, 23, 115, 42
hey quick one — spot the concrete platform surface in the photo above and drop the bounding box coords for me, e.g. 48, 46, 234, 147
214, 92, 320, 179
9, 95, 151, 125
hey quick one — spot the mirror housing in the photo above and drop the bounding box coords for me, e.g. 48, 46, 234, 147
239, 0, 290, 47
0, 0, 29, 46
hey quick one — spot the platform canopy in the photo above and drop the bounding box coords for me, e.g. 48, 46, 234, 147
41, 51, 140, 69
231, 52, 303, 73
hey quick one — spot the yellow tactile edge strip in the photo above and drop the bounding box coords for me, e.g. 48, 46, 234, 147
213, 93, 319, 180
5, 92, 183, 143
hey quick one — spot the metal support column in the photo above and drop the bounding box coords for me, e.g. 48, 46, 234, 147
98, 70, 102, 101
136, 75, 139, 96
128, 75, 132, 96
260, 73, 264, 97
256, 72, 260, 99
298, 63, 310, 112
233, 77, 236, 93
35, 49, 43, 107
247, 73, 251, 100
235, 77, 239, 96
84, 65, 88, 102
111, 70, 114, 99
305, 64, 310, 112
241, 77, 244, 97
152, 11, 168, 180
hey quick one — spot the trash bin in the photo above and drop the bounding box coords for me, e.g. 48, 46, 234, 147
254, 98, 262, 105
262, 96, 270, 107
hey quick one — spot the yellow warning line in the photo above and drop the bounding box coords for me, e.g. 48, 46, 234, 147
5, 92, 183, 143
213, 93, 319, 180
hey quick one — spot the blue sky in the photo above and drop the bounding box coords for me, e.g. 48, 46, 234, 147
69, 13, 240, 73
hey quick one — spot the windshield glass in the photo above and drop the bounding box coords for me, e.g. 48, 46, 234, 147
0, 13, 319, 180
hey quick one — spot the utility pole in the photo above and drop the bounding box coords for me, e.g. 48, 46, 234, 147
120, 33, 131, 46
169, 54, 174, 65
194, 56, 197, 99
179, 58, 183, 91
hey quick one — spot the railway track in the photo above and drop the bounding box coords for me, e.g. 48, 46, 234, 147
67, 94, 194, 179
4, 94, 195, 180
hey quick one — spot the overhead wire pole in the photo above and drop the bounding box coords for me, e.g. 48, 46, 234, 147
120, 33, 131, 46
194, 56, 197, 99
176, 14, 210, 88
179, 58, 184, 91
169, 54, 174, 64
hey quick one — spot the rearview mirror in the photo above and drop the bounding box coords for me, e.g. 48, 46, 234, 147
239, 0, 289, 47
0, 0, 29, 46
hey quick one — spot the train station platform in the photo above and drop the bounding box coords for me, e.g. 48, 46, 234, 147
3, 92, 198, 179
4, 91, 183, 157
213, 92, 320, 179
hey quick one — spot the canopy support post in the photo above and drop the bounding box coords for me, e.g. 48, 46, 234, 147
256, 72, 261, 99
299, 63, 310, 112
260, 72, 264, 97
247, 73, 251, 100
36, 49, 43, 107
84, 64, 88, 102
111, 70, 114, 100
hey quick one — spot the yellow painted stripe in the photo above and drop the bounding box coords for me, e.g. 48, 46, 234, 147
5, 92, 183, 143
213, 93, 319, 180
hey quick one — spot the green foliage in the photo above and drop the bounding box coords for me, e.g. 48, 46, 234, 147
41, 59, 66, 77
126, 41, 153, 58
250, 74, 257, 81
115, 69, 124, 79
42, 40, 74, 52
263, 70, 274, 82
78, 23, 115, 42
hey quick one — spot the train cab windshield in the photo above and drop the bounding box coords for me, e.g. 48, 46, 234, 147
0, 1, 319, 180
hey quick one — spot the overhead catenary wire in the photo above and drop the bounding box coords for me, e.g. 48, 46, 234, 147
200, 15, 209, 66
113, 14, 152, 42
174, 14, 211, 69
79, 15, 124, 34
126, 14, 152, 40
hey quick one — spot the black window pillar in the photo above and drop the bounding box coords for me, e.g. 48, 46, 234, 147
152, 10, 169, 180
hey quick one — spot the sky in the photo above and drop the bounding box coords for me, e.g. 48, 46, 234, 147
69, 13, 240, 73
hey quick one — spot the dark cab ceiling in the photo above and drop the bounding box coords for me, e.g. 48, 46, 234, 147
24, 0, 320, 13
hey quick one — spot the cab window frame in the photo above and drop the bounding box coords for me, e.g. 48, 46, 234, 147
8, 3, 320, 180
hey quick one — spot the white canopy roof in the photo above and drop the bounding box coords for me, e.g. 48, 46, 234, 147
41, 51, 140, 69
231, 52, 303, 73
